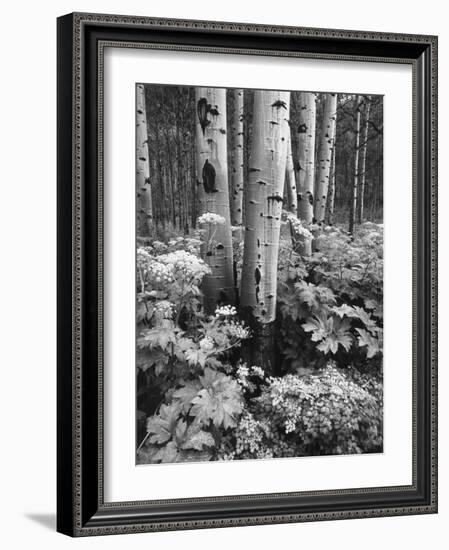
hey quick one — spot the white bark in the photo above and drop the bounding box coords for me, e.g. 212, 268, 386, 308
295, 92, 316, 255
327, 146, 336, 225
284, 130, 297, 213
230, 89, 244, 227
241, 90, 290, 323
136, 84, 153, 236
195, 87, 235, 311
349, 96, 361, 234
358, 99, 371, 224
314, 93, 338, 225
296, 92, 316, 223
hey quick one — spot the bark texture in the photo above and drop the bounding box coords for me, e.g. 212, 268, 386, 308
230, 89, 244, 227
314, 93, 338, 225
295, 92, 316, 255
195, 87, 235, 311
240, 90, 290, 323
136, 84, 153, 236
327, 146, 336, 225
284, 130, 297, 213
357, 98, 371, 224
349, 96, 361, 234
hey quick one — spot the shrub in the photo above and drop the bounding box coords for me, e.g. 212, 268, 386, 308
218, 364, 383, 460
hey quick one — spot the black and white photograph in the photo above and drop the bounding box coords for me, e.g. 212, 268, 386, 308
136, 84, 384, 465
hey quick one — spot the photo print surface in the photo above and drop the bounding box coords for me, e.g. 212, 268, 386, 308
136, 84, 383, 465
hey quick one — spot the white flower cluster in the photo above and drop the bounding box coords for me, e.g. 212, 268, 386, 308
236, 364, 265, 390
224, 320, 250, 340
158, 249, 211, 282
236, 364, 250, 387
215, 305, 237, 317
285, 418, 296, 434
199, 336, 215, 352
146, 259, 173, 284
286, 214, 312, 239
236, 413, 265, 454
137, 248, 152, 269
250, 365, 265, 379
197, 212, 226, 226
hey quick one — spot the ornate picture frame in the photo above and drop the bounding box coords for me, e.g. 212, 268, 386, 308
57, 12, 437, 536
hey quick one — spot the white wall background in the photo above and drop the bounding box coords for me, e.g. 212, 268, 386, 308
0, 1, 445, 548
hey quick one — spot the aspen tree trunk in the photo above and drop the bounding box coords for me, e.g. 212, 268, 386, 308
230, 89, 244, 228
314, 93, 338, 225
240, 90, 290, 374
349, 96, 361, 235
195, 87, 235, 311
136, 84, 153, 236
295, 92, 316, 255
357, 99, 371, 224
284, 130, 297, 213
327, 146, 336, 225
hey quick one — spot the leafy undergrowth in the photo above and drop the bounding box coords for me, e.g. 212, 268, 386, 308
136, 221, 383, 464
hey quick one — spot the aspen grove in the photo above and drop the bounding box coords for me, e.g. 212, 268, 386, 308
136, 85, 384, 464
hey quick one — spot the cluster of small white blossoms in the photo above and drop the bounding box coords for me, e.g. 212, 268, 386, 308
286, 213, 313, 239
250, 365, 265, 378
199, 336, 215, 352
146, 259, 173, 285
157, 250, 211, 282
197, 212, 226, 226
214, 305, 237, 317
236, 364, 250, 387
235, 412, 265, 455
224, 320, 250, 340
137, 248, 152, 270
237, 364, 265, 384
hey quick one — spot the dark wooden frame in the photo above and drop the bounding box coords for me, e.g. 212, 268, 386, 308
57, 12, 438, 537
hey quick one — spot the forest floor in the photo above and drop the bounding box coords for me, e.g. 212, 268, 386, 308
136, 220, 383, 464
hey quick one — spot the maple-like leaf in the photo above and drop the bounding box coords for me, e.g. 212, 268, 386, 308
302, 315, 328, 342
190, 368, 243, 429
172, 380, 202, 413
356, 328, 381, 358
173, 336, 196, 361
138, 327, 177, 351
317, 331, 352, 354
146, 403, 181, 444
185, 348, 208, 367
332, 304, 356, 318
180, 424, 215, 451
352, 306, 378, 334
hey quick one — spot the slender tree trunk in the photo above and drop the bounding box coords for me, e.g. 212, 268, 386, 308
240, 90, 290, 373
349, 96, 361, 234
230, 89, 244, 228
327, 146, 336, 225
314, 93, 338, 225
284, 130, 297, 213
357, 99, 371, 224
136, 84, 153, 236
295, 92, 316, 255
195, 87, 235, 311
